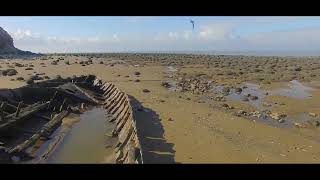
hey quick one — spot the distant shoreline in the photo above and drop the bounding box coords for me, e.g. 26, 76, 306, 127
43, 51, 320, 58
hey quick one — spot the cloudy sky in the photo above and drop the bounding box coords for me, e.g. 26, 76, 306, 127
1, 16, 320, 54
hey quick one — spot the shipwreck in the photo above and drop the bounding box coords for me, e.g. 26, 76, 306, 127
0, 75, 143, 164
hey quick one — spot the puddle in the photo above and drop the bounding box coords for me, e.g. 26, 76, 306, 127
270, 80, 314, 99
166, 66, 178, 73
37, 107, 114, 163
209, 80, 315, 110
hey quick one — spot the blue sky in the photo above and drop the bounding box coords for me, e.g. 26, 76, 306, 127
1, 16, 320, 54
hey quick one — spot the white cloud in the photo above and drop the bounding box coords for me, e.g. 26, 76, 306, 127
198, 23, 234, 41
8, 23, 320, 54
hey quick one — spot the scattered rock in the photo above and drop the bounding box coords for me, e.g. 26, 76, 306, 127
270, 113, 286, 120
221, 103, 234, 110
142, 89, 150, 93
294, 67, 302, 71
235, 87, 242, 94
161, 81, 171, 88
16, 77, 24, 81
294, 122, 306, 128
250, 111, 261, 118
26, 78, 34, 84
1, 69, 18, 76
222, 87, 230, 95
249, 96, 258, 100
312, 120, 320, 127
309, 112, 317, 117
213, 95, 226, 102
241, 97, 249, 102
262, 102, 272, 107
238, 110, 248, 116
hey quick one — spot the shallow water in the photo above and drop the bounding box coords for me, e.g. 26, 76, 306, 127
44, 107, 112, 163
270, 80, 314, 99
214, 80, 314, 110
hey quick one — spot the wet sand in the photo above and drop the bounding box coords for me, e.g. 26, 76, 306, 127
1, 54, 320, 163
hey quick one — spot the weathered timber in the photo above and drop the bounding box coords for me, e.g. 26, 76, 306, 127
73, 84, 102, 104
0, 101, 50, 130
32, 114, 51, 121
8, 110, 69, 155
15, 102, 23, 117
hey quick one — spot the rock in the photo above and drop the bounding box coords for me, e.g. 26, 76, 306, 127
222, 87, 230, 95
262, 102, 272, 107
294, 122, 306, 128
2, 69, 18, 76
238, 110, 248, 115
51, 61, 58, 65
142, 89, 150, 93
159, 99, 165, 103
14, 63, 23, 67
134, 79, 140, 82
168, 118, 174, 121
235, 87, 242, 94
0, 27, 37, 56
250, 111, 261, 118
16, 77, 24, 81
186, 98, 191, 100
25, 67, 33, 70
241, 97, 249, 102
134, 72, 141, 75
161, 81, 171, 88
213, 95, 226, 102
270, 113, 286, 120
221, 103, 234, 110
278, 119, 285, 123
309, 112, 317, 117
312, 120, 320, 127
44, 76, 50, 79
26, 78, 34, 84
294, 67, 302, 71
249, 96, 258, 100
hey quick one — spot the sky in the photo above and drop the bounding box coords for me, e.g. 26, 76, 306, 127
1, 16, 320, 55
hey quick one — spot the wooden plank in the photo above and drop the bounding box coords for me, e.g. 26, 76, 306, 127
8, 110, 69, 155
73, 84, 101, 104
15, 102, 23, 117
0, 101, 50, 129
32, 114, 51, 121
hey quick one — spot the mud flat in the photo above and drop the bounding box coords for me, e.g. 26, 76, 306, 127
2, 53, 320, 163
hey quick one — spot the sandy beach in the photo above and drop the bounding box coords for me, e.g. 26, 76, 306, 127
1, 54, 320, 163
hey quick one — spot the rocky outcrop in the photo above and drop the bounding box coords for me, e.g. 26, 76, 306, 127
0, 27, 38, 58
